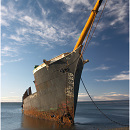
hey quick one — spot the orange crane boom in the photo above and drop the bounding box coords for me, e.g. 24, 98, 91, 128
73, 0, 103, 51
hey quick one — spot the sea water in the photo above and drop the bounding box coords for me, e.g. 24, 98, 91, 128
1, 100, 129, 130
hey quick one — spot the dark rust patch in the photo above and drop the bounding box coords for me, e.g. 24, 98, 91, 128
24, 107, 74, 125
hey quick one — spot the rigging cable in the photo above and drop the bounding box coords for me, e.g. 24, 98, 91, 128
80, 78, 129, 127
81, 0, 108, 56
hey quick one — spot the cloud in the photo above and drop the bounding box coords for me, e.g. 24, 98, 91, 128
94, 64, 110, 70
84, 64, 110, 71
1, 1, 79, 50
93, 93, 129, 101
10, 92, 15, 94
2, 58, 23, 65
106, 1, 128, 25
16, 28, 27, 35
89, 41, 99, 46
1, 0, 128, 59
78, 92, 128, 101
1, 46, 18, 57
78, 93, 89, 101
1, 3, 19, 26
104, 92, 116, 94
1, 96, 22, 102
2, 33, 6, 38
17, 14, 78, 46
104, 0, 128, 33
19, 16, 34, 27
36, 0, 49, 17
96, 71, 129, 82
101, 35, 110, 41
1, 19, 10, 26
94, 22, 105, 31
9, 35, 23, 42
1, 6, 10, 26
56, 0, 128, 32
56, 0, 92, 13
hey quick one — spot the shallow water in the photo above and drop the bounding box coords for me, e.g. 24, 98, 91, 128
1, 100, 129, 130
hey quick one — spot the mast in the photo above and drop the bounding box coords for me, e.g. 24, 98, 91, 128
73, 0, 103, 51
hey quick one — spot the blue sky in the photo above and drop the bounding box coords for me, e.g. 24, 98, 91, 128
1, 0, 129, 102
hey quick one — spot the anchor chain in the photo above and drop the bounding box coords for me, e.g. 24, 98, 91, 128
81, 78, 129, 127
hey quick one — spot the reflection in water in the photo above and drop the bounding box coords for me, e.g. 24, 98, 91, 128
21, 114, 76, 130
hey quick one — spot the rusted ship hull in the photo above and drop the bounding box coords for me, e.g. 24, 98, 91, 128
22, 47, 83, 124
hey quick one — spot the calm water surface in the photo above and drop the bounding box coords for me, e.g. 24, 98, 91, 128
1, 100, 129, 130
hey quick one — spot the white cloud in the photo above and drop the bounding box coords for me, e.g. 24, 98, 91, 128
1, 46, 23, 65
2, 46, 11, 51
15, 0, 20, 2
96, 71, 129, 82
94, 64, 110, 70
2, 33, 6, 38
1, 46, 18, 57
78, 93, 89, 101
1, 96, 22, 102
84, 64, 110, 71
2, 58, 23, 64
19, 14, 76, 44
2, 46, 16, 53
1, 4, 17, 24
121, 71, 129, 74
56, 1, 127, 23
78, 92, 128, 101
10, 92, 15, 94
104, 92, 116, 94
1, 0, 128, 57
36, 0, 49, 16
105, 0, 128, 33
9, 35, 22, 42
16, 28, 27, 35
21, 16, 33, 26
56, 0, 92, 13
56, 0, 128, 33
101, 35, 110, 41
1, 0, 79, 50
89, 41, 99, 46
1, 5, 8, 14
1, 19, 9, 26
95, 22, 105, 31
106, 1, 127, 25
93, 93, 129, 101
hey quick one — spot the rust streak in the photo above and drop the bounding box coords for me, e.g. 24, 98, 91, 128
24, 107, 74, 125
